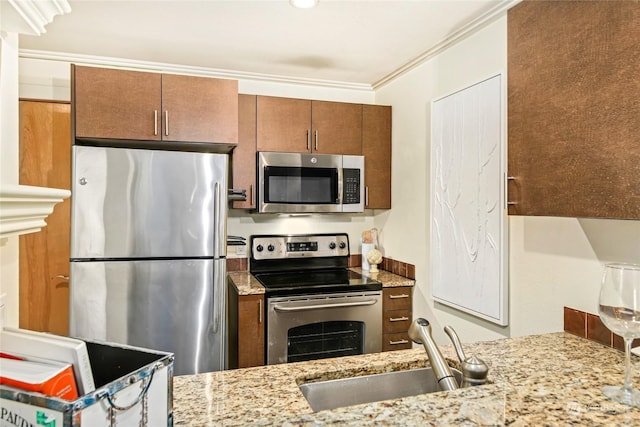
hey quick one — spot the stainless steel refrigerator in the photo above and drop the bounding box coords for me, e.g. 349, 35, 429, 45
69, 145, 228, 375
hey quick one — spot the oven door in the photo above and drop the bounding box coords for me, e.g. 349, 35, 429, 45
266, 291, 382, 365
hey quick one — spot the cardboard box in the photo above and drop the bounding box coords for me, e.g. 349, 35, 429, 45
0, 340, 173, 426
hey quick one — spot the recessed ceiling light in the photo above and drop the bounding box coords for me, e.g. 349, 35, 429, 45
290, 0, 318, 9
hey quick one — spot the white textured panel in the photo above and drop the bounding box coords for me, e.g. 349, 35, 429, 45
430, 74, 507, 325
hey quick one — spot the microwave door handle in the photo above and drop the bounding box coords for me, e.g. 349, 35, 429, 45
337, 168, 343, 205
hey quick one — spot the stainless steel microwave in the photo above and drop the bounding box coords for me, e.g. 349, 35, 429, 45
257, 151, 364, 213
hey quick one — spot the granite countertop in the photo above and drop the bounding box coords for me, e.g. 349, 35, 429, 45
228, 269, 415, 296
173, 332, 640, 426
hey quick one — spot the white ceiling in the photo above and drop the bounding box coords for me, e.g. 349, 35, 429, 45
19, 0, 515, 88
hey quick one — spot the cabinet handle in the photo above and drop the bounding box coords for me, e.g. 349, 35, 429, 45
506, 175, 517, 207
53, 275, 69, 280
389, 339, 409, 345
365, 186, 369, 207
315, 130, 319, 151
389, 316, 409, 322
165, 111, 169, 136
258, 298, 263, 324
250, 184, 255, 206
389, 294, 410, 299
154, 110, 158, 136
307, 129, 311, 151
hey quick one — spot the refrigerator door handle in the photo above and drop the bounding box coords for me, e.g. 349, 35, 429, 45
214, 181, 221, 258
211, 260, 224, 336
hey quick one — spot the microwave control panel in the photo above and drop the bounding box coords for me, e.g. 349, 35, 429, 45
343, 169, 361, 204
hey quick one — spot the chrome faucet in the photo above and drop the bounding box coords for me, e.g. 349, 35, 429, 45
444, 325, 489, 387
408, 318, 458, 391
409, 318, 490, 391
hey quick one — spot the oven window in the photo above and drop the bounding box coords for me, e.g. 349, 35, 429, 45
265, 166, 338, 204
286, 321, 365, 363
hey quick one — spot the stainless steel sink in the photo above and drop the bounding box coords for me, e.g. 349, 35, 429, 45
299, 367, 462, 412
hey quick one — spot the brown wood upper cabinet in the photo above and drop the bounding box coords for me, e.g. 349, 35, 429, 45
72, 65, 238, 144
507, 1, 640, 219
233, 94, 257, 209
362, 105, 392, 209
256, 95, 362, 155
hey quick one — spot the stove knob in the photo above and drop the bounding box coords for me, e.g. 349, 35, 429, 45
339, 241, 347, 249
329, 242, 336, 250
256, 244, 264, 252
267, 244, 275, 252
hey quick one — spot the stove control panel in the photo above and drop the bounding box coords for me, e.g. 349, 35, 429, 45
251, 233, 349, 260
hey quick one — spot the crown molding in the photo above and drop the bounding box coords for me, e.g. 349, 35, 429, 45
2, 0, 71, 35
0, 184, 70, 239
372, 0, 522, 90
18, 49, 374, 92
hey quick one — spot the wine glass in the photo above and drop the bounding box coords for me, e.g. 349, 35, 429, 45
598, 262, 640, 407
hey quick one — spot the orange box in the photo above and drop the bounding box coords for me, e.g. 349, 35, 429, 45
0, 357, 79, 400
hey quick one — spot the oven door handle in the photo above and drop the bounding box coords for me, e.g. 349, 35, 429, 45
272, 298, 378, 312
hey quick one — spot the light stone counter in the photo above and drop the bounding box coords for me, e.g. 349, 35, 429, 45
227, 271, 265, 295
173, 333, 640, 426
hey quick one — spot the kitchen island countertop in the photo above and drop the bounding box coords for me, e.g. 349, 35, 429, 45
228, 268, 415, 296
173, 332, 640, 425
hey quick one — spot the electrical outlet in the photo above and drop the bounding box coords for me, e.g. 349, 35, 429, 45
236, 245, 247, 256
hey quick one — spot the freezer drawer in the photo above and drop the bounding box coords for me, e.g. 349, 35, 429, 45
70, 259, 226, 375
71, 145, 227, 259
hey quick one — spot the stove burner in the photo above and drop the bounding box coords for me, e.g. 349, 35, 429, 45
254, 268, 382, 297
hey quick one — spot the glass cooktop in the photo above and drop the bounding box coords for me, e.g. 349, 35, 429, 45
253, 268, 382, 297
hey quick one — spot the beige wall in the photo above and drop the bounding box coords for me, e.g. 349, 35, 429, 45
374, 15, 640, 345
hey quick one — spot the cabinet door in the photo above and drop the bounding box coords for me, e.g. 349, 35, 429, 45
256, 96, 311, 153
73, 65, 161, 140
507, 1, 640, 218
362, 105, 391, 209
382, 286, 413, 352
238, 294, 265, 368
19, 101, 71, 335
311, 101, 362, 155
233, 94, 257, 209
161, 74, 238, 144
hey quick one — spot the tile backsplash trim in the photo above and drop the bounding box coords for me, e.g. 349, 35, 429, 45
349, 255, 416, 280
564, 306, 639, 352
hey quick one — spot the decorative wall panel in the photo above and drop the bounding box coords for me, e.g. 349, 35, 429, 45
430, 74, 508, 326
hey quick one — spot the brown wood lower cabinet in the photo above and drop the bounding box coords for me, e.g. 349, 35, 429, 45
228, 283, 265, 369
382, 286, 413, 351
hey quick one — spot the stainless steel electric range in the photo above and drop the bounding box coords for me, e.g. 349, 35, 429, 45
250, 233, 383, 365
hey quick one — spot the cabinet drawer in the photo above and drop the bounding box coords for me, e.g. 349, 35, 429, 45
383, 287, 413, 311
383, 309, 412, 334
382, 332, 412, 352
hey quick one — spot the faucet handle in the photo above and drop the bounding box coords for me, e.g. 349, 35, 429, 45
444, 325, 467, 362
443, 325, 489, 387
